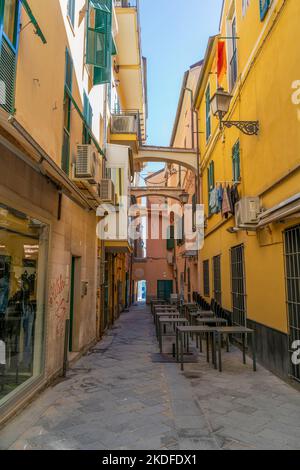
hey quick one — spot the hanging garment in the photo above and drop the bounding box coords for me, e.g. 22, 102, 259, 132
209, 187, 219, 214
217, 185, 224, 212
231, 184, 240, 215
222, 186, 233, 219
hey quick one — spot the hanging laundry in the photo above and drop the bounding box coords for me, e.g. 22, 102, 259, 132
222, 185, 233, 219
209, 187, 219, 214
217, 185, 224, 212
231, 184, 240, 215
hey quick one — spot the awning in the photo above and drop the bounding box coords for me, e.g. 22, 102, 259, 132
258, 193, 300, 227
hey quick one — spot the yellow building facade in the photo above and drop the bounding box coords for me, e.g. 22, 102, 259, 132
194, 0, 300, 380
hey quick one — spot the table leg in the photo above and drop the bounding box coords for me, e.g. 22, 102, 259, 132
252, 332, 257, 372
159, 322, 162, 353
242, 334, 246, 365
213, 332, 217, 370
206, 332, 209, 363
176, 328, 179, 362
218, 332, 222, 373
180, 332, 184, 371
187, 332, 189, 353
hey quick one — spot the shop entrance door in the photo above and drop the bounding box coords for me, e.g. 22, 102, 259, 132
69, 256, 81, 352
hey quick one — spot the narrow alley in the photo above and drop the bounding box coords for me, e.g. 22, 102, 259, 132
1, 304, 299, 451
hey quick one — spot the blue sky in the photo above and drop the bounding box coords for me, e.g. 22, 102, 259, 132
139, 0, 223, 153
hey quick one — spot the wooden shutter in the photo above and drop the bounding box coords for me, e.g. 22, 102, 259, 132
259, 0, 270, 21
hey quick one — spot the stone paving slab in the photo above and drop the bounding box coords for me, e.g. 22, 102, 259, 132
0, 304, 300, 450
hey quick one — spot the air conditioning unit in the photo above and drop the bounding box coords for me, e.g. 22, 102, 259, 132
111, 115, 137, 134
235, 197, 260, 227
99, 179, 115, 204
75, 144, 101, 184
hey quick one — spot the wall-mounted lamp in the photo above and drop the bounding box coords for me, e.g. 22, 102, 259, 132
210, 88, 259, 136
179, 192, 189, 205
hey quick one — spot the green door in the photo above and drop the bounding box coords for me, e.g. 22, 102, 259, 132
157, 280, 173, 302
69, 256, 76, 351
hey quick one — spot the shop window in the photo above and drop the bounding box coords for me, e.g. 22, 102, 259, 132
0, 203, 48, 407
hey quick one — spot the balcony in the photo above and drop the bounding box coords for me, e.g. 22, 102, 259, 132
114, 0, 138, 7
113, 0, 147, 142
109, 110, 143, 152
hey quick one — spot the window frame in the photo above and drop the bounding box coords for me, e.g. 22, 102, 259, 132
205, 84, 211, 142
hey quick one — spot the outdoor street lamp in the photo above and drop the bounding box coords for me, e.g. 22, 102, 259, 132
210, 87, 259, 136
179, 192, 189, 205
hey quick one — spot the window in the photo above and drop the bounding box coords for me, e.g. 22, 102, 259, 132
227, 11, 238, 91
213, 255, 222, 305
83, 92, 93, 144
205, 84, 211, 141
207, 161, 215, 215
203, 260, 210, 297
284, 225, 300, 382
0, 0, 20, 113
167, 225, 175, 251
232, 140, 241, 182
242, 0, 250, 17
62, 49, 73, 175
86, 0, 114, 86
3, 0, 18, 46
192, 193, 196, 231
230, 244, 246, 329
259, 0, 270, 21
67, 0, 75, 27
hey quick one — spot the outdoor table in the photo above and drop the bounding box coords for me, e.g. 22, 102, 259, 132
195, 317, 228, 352
158, 317, 189, 354
155, 311, 180, 338
196, 317, 227, 325
153, 305, 176, 322
214, 326, 256, 373
176, 326, 217, 371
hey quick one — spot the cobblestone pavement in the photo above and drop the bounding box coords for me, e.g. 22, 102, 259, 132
1, 304, 300, 450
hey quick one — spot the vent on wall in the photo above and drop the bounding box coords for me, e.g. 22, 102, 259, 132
0, 38, 17, 114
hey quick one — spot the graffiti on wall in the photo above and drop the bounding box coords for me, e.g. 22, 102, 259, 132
49, 274, 67, 336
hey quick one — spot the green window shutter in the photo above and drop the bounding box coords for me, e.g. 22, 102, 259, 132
232, 140, 240, 182
205, 85, 211, 141
62, 130, 70, 175
259, 0, 270, 21
65, 48, 73, 91
87, 0, 112, 69
67, 0, 75, 26
0, 37, 17, 113
167, 225, 175, 250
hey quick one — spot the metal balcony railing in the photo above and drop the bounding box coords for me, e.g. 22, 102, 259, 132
114, 0, 138, 8
110, 110, 143, 143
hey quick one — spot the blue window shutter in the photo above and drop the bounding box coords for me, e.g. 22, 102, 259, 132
259, 0, 270, 21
